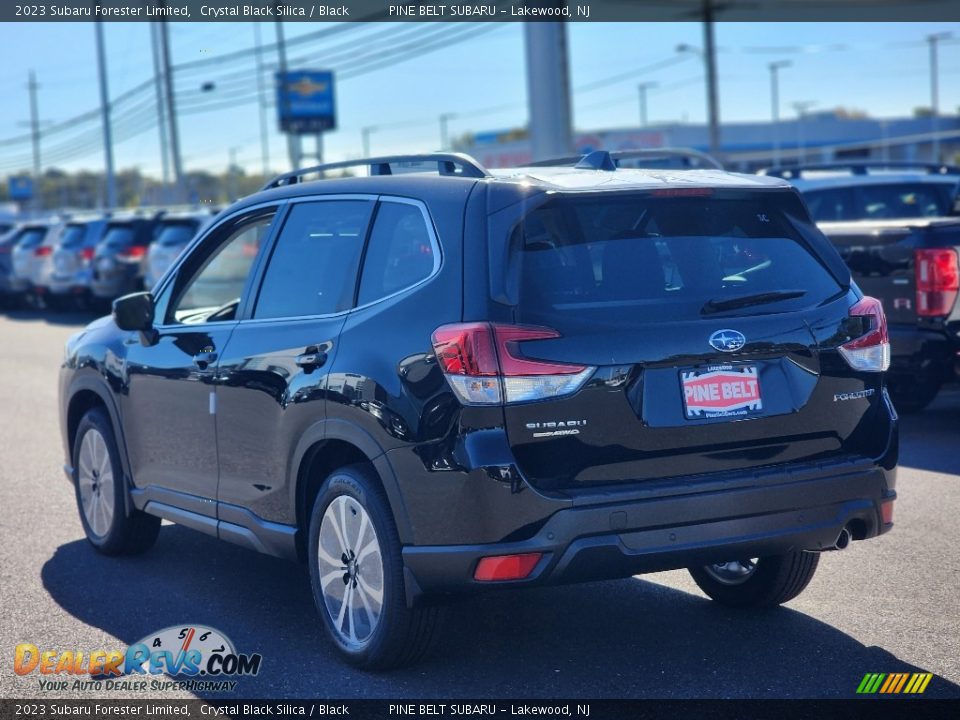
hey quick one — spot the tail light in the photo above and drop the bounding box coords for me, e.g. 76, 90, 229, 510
915, 248, 959, 317
431, 323, 594, 405
474, 553, 543, 582
838, 296, 890, 372
80, 247, 95, 262
34, 245, 52, 257
117, 245, 147, 262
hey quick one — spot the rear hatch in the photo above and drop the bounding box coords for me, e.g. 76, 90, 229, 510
489, 190, 886, 491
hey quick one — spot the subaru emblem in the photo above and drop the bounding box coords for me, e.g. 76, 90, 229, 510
709, 329, 746, 353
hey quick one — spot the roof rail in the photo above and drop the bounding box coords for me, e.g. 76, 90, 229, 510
528, 147, 724, 171
260, 152, 489, 190
760, 162, 960, 179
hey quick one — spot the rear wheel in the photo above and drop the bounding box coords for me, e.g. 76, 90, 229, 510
73, 408, 160, 556
688, 551, 820, 608
307, 464, 440, 669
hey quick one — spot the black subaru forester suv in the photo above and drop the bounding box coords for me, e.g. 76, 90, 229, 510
59, 151, 898, 669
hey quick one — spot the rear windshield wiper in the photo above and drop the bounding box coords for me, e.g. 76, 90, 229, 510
701, 289, 807, 315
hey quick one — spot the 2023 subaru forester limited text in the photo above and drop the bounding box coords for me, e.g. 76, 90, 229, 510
59, 151, 898, 669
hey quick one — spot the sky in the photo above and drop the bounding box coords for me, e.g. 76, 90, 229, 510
0, 20, 957, 179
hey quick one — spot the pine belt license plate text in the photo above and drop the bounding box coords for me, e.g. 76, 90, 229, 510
681, 364, 762, 419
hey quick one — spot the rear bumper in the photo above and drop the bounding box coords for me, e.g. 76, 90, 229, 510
402, 455, 896, 600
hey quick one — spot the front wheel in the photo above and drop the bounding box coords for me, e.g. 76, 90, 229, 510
73, 408, 161, 556
307, 464, 440, 670
688, 551, 820, 608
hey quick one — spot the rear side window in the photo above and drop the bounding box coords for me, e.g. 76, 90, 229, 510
357, 202, 436, 306
507, 194, 843, 326
59, 225, 87, 248
804, 183, 955, 221
155, 222, 199, 248
254, 200, 374, 319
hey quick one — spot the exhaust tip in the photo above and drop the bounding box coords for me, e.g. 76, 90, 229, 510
835, 526, 852, 550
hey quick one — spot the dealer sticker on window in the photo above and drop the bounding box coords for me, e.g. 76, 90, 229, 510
681, 364, 762, 419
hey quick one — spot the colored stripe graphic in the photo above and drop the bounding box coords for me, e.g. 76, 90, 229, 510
857, 672, 932, 694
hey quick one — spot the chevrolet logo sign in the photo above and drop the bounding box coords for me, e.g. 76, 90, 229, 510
288, 78, 328, 97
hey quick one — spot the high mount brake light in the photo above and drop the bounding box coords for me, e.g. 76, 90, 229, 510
431, 323, 594, 405
915, 248, 959, 317
838, 296, 890, 372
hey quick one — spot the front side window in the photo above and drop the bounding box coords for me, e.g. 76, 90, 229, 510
254, 200, 374, 319
168, 214, 274, 324
357, 202, 436, 306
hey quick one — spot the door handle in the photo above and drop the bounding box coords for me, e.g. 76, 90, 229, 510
296, 347, 328, 372
193, 351, 218, 370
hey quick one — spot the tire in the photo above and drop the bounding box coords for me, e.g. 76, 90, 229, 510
72, 407, 160, 556
688, 551, 820, 608
307, 464, 440, 670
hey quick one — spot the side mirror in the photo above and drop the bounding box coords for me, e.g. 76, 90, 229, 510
113, 292, 155, 332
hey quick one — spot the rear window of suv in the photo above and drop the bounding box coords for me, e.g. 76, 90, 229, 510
505, 193, 843, 326
803, 182, 956, 221
155, 221, 200, 248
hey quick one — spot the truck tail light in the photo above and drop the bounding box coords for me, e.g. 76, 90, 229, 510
915, 248, 959, 317
431, 323, 594, 405
838, 296, 890, 372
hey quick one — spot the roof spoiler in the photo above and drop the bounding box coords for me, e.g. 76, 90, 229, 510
260, 152, 489, 191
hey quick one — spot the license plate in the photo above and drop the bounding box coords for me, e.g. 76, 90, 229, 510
681, 364, 762, 419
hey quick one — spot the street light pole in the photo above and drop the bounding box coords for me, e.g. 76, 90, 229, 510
768, 60, 791, 167
253, 23, 271, 178
275, 20, 302, 171
637, 82, 657, 127
439, 113, 458, 151
361, 126, 377, 158
927, 31, 952, 162
149, 24, 171, 199
94, 22, 118, 210
524, 22, 574, 161
792, 101, 816, 164
26, 70, 42, 211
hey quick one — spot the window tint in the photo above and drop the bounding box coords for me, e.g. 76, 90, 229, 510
58, 225, 87, 248
509, 195, 842, 326
357, 202, 436, 305
156, 222, 199, 248
169, 214, 273, 324
804, 183, 954, 221
254, 200, 373, 319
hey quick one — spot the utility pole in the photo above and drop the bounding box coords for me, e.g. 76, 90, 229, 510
253, 23, 271, 177
792, 101, 816, 164
150, 24, 171, 200
275, 20, 302, 171
26, 71, 42, 212
227, 147, 239, 200
94, 22, 117, 210
158, 20, 186, 203
361, 126, 377, 158
768, 60, 791, 166
439, 113, 457, 150
702, 0, 721, 157
637, 82, 657, 127
927, 31, 952, 162
524, 23, 573, 161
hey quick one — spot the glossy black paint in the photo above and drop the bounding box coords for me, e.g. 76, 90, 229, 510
60, 171, 898, 599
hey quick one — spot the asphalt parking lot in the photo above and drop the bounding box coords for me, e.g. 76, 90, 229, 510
1, 307, 958, 701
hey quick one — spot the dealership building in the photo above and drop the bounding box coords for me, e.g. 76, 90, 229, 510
460, 111, 960, 170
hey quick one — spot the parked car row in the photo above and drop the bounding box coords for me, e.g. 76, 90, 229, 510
0, 206, 219, 310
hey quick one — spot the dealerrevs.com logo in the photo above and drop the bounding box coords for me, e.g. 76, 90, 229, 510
14, 624, 262, 693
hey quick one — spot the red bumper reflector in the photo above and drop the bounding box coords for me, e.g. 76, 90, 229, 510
473, 553, 543, 582
881, 500, 894, 525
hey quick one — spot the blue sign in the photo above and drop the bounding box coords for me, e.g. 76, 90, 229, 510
8, 176, 33, 201
276, 70, 336, 134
